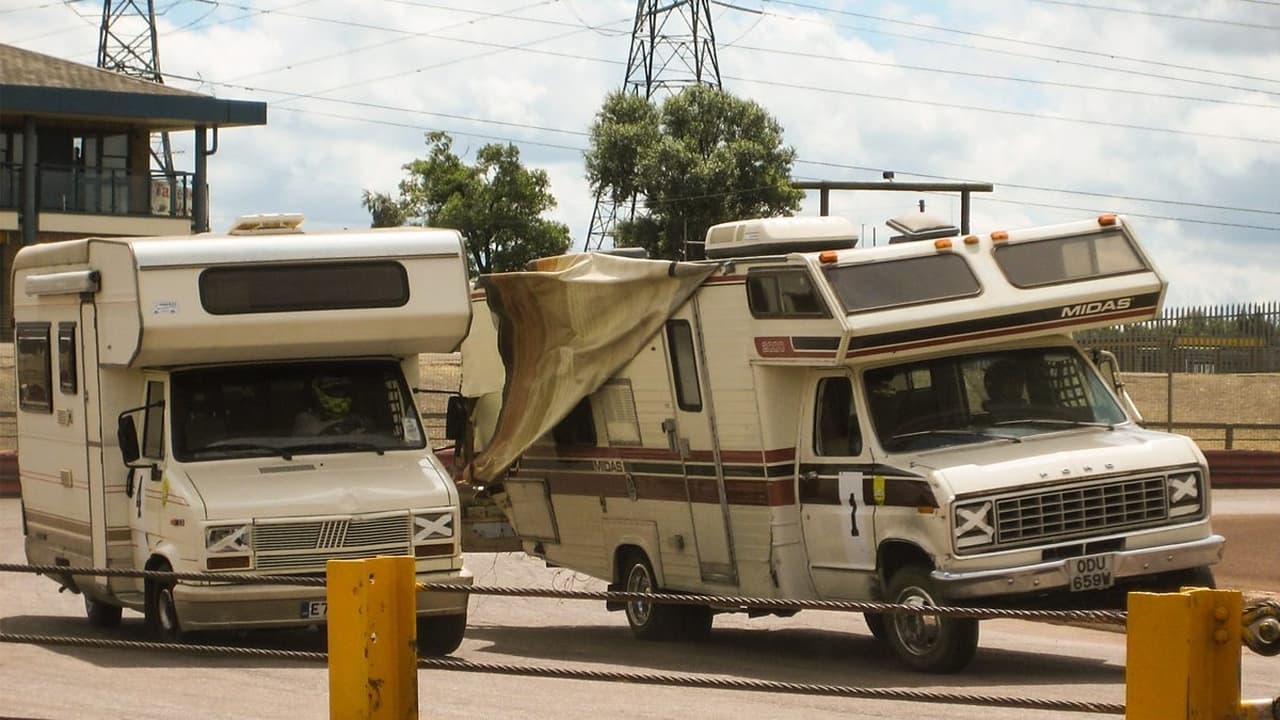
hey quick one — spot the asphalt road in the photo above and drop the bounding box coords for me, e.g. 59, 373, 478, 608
1, 493, 1278, 720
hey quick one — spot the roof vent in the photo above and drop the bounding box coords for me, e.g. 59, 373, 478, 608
705, 216, 858, 259
886, 212, 957, 244
228, 213, 305, 235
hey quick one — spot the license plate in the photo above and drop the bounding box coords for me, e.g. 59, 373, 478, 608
300, 600, 327, 619
1067, 554, 1114, 592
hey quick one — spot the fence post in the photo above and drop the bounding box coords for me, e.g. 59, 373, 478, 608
1126, 587, 1242, 719
327, 556, 419, 720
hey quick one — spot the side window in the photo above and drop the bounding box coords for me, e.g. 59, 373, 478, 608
58, 323, 77, 394
666, 320, 702, 411
552, 397, 597, 447
814, 376, 861, 457
16, 323, 52, 413
747, 269, 828, 318
142, 380, 165, 460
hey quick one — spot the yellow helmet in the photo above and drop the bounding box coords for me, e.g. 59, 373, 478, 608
313, 376, 353, 415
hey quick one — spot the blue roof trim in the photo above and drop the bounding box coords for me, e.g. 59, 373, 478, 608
0, 85, 266, 127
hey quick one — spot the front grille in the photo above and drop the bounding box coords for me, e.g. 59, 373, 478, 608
996, 476, 1167, 546
253, 513, 412, 572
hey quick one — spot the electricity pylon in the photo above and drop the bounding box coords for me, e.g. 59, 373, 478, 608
98, 0, 175, 179
583, 0, 722, 252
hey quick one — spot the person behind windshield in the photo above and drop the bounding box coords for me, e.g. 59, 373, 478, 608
983, 359, 1030, 419
294, 374, 368, 436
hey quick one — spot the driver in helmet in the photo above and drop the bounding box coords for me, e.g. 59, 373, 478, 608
294, 374, 368, 436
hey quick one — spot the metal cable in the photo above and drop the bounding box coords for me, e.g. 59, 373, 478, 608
0, 562, 324, 587
0, 632, 1124, 715
421, 583, 1130, 624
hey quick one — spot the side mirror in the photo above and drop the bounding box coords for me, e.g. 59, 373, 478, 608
117, 415, 141, 465
445, 395, 469, 441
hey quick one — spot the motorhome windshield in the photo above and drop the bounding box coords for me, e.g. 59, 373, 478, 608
171, 360, 426, 461
864, 347, 1127, 452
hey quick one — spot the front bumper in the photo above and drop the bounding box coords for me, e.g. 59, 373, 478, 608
174, 567, 473, 632
931, 534, 1225, 600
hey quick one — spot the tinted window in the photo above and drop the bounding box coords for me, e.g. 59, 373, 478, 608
814, 376, 861, 456
666, 320, 702, 411
16, 323, 52, 413
825, 254, 980, 313
58, 323, 77, 394
995, 230, 1147, 288
199, 261, 409, 315
747, 268, 828, 318
142, 381, 165, 459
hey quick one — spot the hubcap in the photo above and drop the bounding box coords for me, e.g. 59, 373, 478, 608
894, 585, 942, 656
625, 564, 653, 626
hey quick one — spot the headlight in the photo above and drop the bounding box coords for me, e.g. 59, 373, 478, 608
413, 511, 454, 542
205, 524, 251, 553
1167, 471, 1202, 518
953, 500, 995, 550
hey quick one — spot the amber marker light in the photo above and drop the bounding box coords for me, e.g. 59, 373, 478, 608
963, 235, 979, 245
934, 238, 953, 250
818, 250, 839, 264
1098, 213, 1118, 226
991, 230, 1009, 242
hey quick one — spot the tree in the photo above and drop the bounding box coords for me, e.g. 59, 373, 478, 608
585, 85, 804, 260
363, 131, 571, 274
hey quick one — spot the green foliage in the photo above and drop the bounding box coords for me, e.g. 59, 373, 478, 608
585, 85, 804, 260
362, 131, 571, 274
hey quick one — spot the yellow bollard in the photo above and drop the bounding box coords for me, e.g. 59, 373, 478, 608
328, 556, 419, 720
1126, 587, 1242, 720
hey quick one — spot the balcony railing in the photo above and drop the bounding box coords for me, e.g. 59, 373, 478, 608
0, 162, 193, 218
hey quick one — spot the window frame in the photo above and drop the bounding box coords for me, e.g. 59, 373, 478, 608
142, 380, 166, 460
15, 322, 53, 414
666, 320, 703, 412
58, 322, 77, 395
992, 230, 1149, 289
198, 260, 410, 315
824, 253, 982, 314
746, 267, 831, 319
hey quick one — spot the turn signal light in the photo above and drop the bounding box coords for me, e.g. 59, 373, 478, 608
818, 250, 838, 264
1098, 213, 1118, 226
963, 235, 979, 245
991, 230, 1009, 242
934, 238, 953, 250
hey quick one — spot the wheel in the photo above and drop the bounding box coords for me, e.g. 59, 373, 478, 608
84, 596, 123, 628
146, 561, 185, 641
884, 565, 979, 673
863, 612, 889, 643
416, 612, 467, 656
622, 552, 685, 641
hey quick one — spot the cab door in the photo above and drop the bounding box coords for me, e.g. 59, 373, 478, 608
798, 370, 878, 599
129, 375, 168, 570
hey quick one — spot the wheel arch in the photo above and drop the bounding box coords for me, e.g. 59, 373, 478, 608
877, 540, 934, 589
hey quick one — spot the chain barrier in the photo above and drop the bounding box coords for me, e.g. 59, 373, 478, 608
420, 582, 1129, 624
0, 632, 1125, 715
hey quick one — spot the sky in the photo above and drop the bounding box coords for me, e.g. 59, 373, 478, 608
2, 0, 1277, 308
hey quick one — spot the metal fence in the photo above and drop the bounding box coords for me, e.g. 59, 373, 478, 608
1077, 302, 1280, 374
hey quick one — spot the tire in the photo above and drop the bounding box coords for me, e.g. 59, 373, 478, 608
884, 565, 979, 673
416, 612, 467, 657
622, 552, 684, 641
84, 596, 123, 629
863, 612, 889, 643
146, 561, 185, 642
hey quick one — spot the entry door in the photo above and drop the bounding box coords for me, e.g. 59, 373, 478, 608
798, 370, 878, 599
662, 302, 736, 585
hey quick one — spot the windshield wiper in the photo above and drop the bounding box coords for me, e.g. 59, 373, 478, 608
282, 440, 387, 456
993, 418, 1115, 431
198, 442, 294, 460
890, 429, 1022, 446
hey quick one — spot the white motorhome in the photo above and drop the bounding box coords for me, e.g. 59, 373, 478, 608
455, 213, 1224, 672
14, 215, 473, 654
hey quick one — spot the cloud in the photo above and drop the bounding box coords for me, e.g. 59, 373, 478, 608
4, 0, 1276, 307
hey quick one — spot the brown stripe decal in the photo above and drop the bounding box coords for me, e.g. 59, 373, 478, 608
797, 465, 936, 508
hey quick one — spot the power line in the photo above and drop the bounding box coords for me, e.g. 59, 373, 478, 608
726, 43, 1280, 110
760, 0, 1280, 87
1027, 0, 1280, 31
975, 195, 1280, 233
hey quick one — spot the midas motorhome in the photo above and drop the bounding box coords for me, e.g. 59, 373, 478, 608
14, 215, 473, 654
454, 213, 1223, 672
